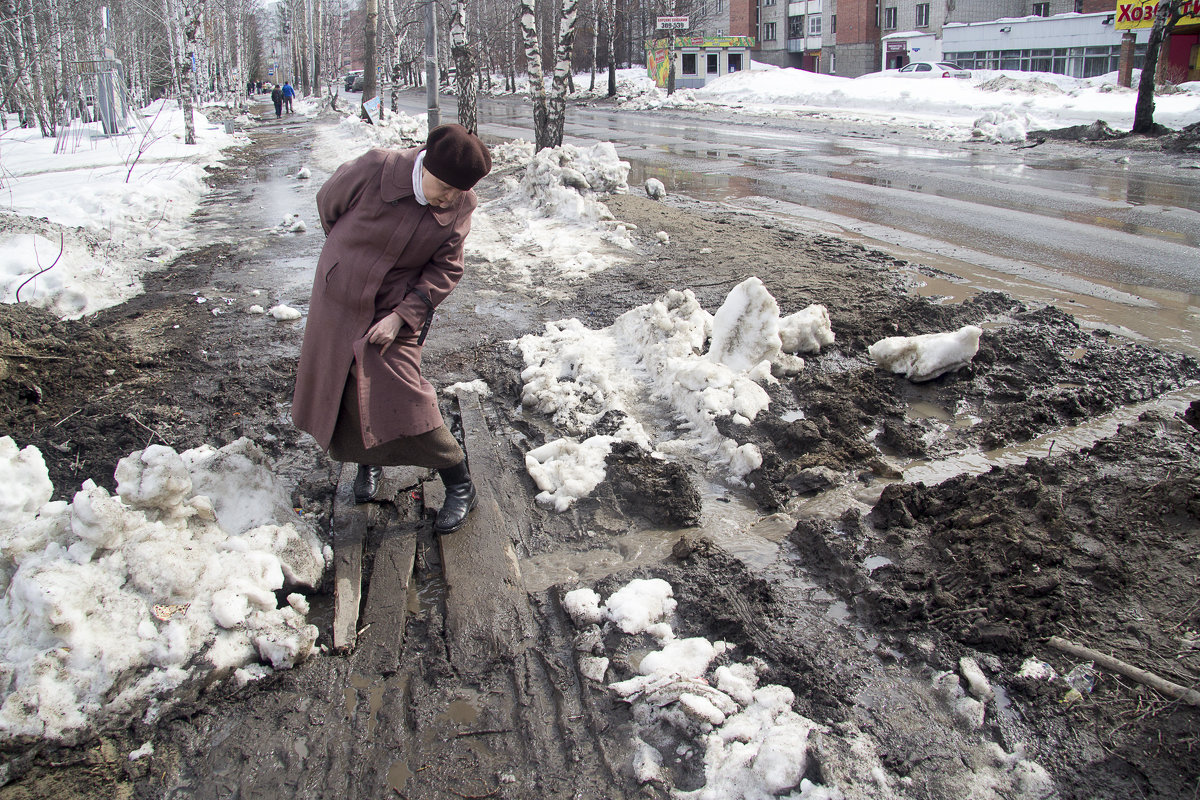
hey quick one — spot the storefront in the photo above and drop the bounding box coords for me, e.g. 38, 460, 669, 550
646, 36, 755, 89
941, 12, 1150, 79
1116, 0, 1200, 83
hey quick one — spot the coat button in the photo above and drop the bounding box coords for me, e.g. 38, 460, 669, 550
390, 200, 399, 206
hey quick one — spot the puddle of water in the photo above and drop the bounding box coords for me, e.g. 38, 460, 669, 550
520, 487, 789, 592
863, 555, 893, 572
905, 401, 952, 422
444, 697, 480, 726
387, 760, 413, 793
408, 573, 446, 617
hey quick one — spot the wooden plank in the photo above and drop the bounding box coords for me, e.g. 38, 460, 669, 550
352, 527, 417, 676
374, 465, 428, 505
331, 461, 367, 651
439, 391, 528, 670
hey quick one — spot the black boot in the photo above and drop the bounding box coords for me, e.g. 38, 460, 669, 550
435, 460, 477, 533
353, 464, 382, 504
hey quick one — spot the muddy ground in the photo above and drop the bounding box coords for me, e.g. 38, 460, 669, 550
1, 103, 1198, 799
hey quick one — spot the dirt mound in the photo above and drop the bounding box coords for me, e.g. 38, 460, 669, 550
0, 303, 146, 491
1027, 119, 1127, 142
790, 410, 1200, 798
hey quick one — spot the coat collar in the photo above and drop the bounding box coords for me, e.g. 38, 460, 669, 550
380, 147, 461, 227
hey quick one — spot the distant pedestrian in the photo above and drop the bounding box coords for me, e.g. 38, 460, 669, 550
282, 82, 295, 114
256, 81, 263, 93
246, 80, 254, 97
271, 86, 283, 118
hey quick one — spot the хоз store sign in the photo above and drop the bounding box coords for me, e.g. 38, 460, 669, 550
1115, 0, 1200, 28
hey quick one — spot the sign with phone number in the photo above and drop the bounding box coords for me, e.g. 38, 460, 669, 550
1115, 0, 1200, 29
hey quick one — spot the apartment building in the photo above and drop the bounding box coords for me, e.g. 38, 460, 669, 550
731, 0, 1122, 76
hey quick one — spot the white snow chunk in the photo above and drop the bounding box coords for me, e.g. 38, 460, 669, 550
604, 578, 677, 635
779, 304, 834, 355
960, 656, 995, 701
295, 167, 311, 179
645, 178, 667, 199
246, 304, 266, 314
868, 324, 982, 382
579, 655, 610, 682
563, 587, 605, 626
269, 304, 302, 321
656, 230, 670, 244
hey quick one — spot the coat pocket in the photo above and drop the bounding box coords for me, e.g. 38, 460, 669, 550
322, 260, 340, 284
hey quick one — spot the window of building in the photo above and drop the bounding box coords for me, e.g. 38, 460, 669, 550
831, 14, 836, 33
715, 0, 723, 11
763, 0, 776, 6
728, 53, 743, 71
707, 53, 719, 73
682, 53, 697, 75
916, 3, 929, 27
1032, 2, 1050, 16
763, 21, 777, 40
809, 15, 821, 35
788, 15, 805, 39
1074, 0, 1082, 11
883, 7, 897, 30
830, 51, 836, 73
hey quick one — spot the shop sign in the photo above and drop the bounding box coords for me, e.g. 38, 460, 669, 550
1115, 0, 1200, 29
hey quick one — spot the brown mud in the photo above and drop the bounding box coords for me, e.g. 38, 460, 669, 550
0, 104, 1198, 799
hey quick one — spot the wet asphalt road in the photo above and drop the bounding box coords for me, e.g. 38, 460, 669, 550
372, 88, 1200, 302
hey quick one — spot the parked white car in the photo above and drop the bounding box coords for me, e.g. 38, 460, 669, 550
894, 62, 972, 79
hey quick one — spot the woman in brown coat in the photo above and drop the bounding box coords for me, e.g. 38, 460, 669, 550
292, 124, 492, 533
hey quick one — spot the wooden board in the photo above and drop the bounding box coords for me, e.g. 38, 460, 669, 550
438, 391, 529, 670
331, 461, 367, 651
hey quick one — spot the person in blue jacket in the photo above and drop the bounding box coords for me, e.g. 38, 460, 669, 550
282, 82, 295, 114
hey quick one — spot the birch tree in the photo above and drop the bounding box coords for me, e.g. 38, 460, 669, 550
449, 0, 478, 132
546, 0, 578, 143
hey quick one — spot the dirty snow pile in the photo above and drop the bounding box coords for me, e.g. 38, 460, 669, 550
0, 100, 243, 318
565, 577, 1056, 799
307, 108, 428, 173
467, 141, 637, 297
518, 277, 834, 510
564, 578, 841, 799
0, 436, 328, 743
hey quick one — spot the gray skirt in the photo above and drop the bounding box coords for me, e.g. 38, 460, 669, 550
328, 370, 464, 468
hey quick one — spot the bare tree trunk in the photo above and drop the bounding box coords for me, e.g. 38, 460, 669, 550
1132, 0, 1184, 135
17, 0, 53, 135
450, 0, 477, 132
363, 0, 377, 110
312, 0, 323, 97
544, 0, 578, 148
588, 0, 597, 92
180, 0, 205, 145
0, 0, 34, 128
519, 0, 548, 148
606, 0, 616, 96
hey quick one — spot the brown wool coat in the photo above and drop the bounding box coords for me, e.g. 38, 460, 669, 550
291, 147, 477, 450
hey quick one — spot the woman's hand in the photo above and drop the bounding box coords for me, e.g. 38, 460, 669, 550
366, 312, 404, 355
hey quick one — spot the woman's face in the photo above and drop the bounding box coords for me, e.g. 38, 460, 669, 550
421, 168, 463, 208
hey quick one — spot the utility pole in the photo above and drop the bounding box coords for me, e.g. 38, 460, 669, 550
425, 0, 440, 128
